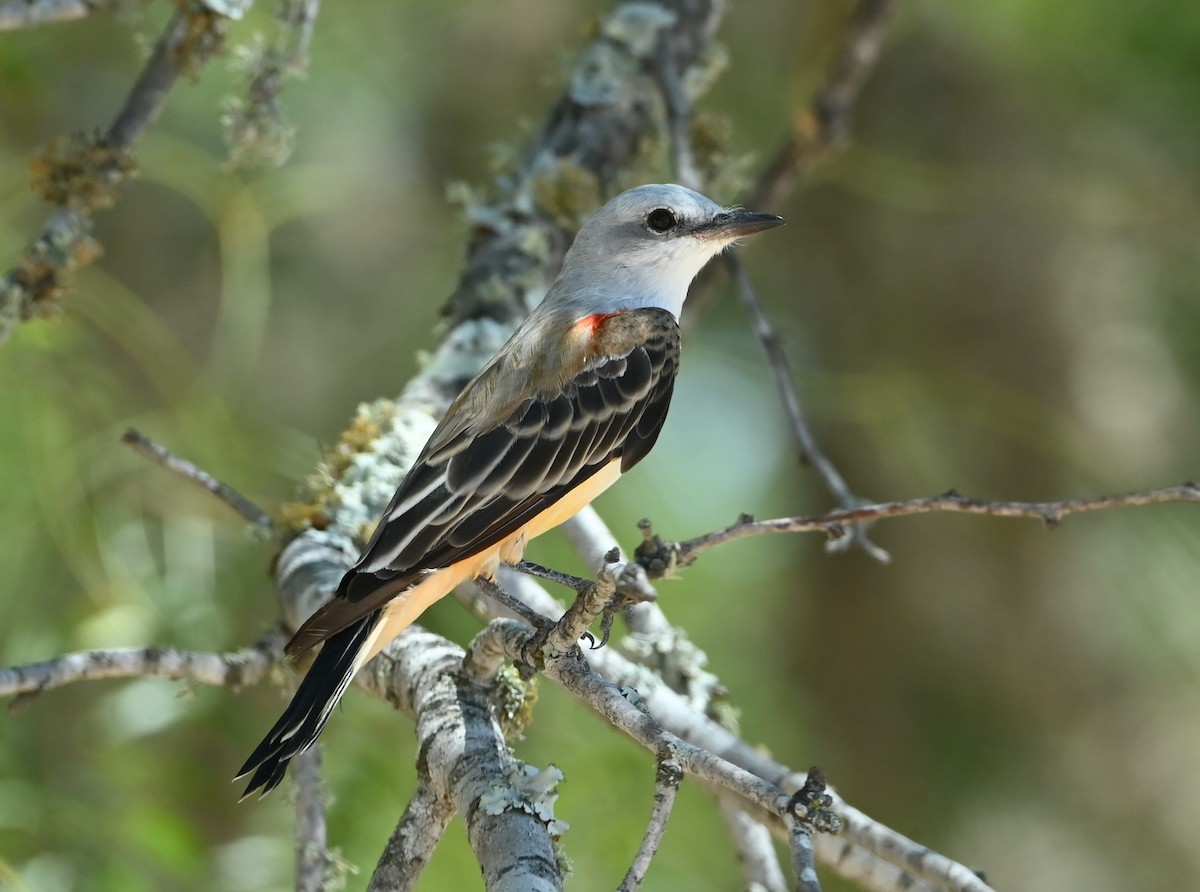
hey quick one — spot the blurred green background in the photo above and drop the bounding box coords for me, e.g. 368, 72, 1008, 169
3, 1, 1200, 889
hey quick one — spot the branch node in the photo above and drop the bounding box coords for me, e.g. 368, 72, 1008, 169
786, 766, 842, 835
634, 517, 683, 578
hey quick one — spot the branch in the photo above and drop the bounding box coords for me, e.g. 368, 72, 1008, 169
2, 7, 226, 346
790, 818, 822, 892
494, 570, 994, 892
677, 0, 901, 561
669, 483, 1200, 563
368, 778, 454, 892
292, 748, 329, 892
356, 627, 564, 892
618, 755, 683, 892
0, 633, 285, 710
725, 253, 891, 563
747, 0, 899, 211
718, 802, 788, 892
122, 427, 276, 533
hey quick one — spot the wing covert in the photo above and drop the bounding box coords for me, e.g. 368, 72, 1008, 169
287, 308, 680, 653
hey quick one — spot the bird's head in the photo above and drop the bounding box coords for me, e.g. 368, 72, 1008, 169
555, 183, 784, 319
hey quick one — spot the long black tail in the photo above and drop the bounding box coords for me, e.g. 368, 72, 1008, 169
236, 611, 380, 799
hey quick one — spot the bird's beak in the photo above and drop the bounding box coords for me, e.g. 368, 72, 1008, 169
693, 209, 786, 241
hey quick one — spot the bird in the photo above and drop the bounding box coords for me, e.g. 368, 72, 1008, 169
237, 183, 784, 797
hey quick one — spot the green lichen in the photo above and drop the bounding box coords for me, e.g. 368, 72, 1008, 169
531, 162, 601, 230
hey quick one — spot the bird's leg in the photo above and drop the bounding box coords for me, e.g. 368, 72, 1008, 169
513, 560, 591, 593
473, 575, 557, 680
473, 575, 555, 633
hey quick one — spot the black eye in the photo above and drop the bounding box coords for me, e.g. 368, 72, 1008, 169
646, 208, 677, 233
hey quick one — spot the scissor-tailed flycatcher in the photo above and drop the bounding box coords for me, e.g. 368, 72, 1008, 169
238, 184, 783, 797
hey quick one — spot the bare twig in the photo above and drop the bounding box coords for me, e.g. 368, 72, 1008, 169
670, 483, 1200, 563
122, 428, 276, 532
718, 802, 788, 892
293, 747, 329, 892
2, 9, 223, 346
0, 632, 286, 709
747, 0, 899, 211
368, 779, 454, 892
725, 253, 891, 563
618, 755, 683, 892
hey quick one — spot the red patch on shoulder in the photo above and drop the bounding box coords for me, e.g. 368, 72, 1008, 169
573, 311, 622, 338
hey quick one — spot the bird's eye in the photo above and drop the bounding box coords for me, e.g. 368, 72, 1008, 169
646, 208, 677, 233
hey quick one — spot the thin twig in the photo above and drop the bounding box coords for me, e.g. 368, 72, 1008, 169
122, 428, 276, 533
747, 0, 899, 211
367, 779, 455, 892
108, 10, 201, 147
618, 756, 684, 892
725, 254, 891, 563
1, 632, 286, 709
672, 483, 1200, 563
2, 9, 216, 346
293, 747, 329, 892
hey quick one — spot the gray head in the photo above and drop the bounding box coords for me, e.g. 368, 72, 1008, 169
554, 184, 784, 319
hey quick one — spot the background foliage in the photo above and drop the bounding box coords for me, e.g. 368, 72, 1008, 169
2, 1, 1199, 889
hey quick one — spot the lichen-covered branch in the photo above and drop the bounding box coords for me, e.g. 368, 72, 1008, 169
292, 748, 329, 892
367, 779, 454, 892
1, 7, 227, 346
354, 627, 564, 892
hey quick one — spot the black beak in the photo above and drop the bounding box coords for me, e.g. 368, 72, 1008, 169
693, 209, 786, 240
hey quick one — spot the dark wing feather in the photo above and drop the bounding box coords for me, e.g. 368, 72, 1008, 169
285, 308, 680, 655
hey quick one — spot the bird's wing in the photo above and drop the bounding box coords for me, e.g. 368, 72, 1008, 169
285, 308, 680, 655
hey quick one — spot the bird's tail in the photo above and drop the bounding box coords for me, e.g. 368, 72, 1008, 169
236, 610, 382, 799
